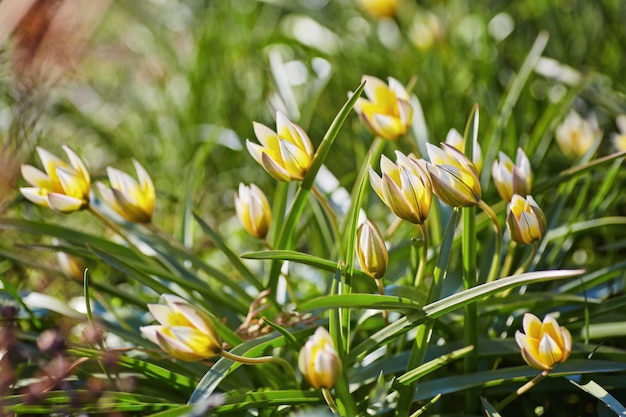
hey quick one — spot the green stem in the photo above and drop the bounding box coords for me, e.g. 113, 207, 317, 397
496, 370, 550, 411
375, 278, 388, 326
322, 387, 340, 415
500, 241, 518, 279
220, 350, 298, 384
414, 223, 429, 287
462, 204, 478, 413
513, 241, 538, 276
312, 185, 341, 254
478, 199, 502, 283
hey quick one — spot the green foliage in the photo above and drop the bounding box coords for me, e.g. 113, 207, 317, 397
1, 0, 626, 416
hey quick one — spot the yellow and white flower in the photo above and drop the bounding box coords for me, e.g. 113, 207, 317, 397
96, 160, 155, 223
298, 327, 341, 389
506, 195, 546, 245
492, 148, 532, 203
356, 219, 388, 279
445, 128, 483, 172
246, 112, 314, 182
555, 110, 599, 159
20, 145, 90, 213
369, 151, 432, 224
234, 183, 272, 239
425, 143, 481, 207
515, 313, 572, 371
354, 75, 412, 140
140, 294, 222, 361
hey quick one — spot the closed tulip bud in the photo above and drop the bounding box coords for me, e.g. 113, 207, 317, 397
492, 148, 532, 203
369, 151, 432, 224
96, 160, 155, 223
445, 128, 483, 172
555, 110, 599, 159
246, 112, 314, 182
20, 145, 90, 213
234, 183, 272, 239
506, 195, 546, 245
425, 143, 481, 207
353, 75, 412, 140
298, 327, 341, 389
515, 313, 572, 371
140, 294, 222, 361
357, 219, 388, 279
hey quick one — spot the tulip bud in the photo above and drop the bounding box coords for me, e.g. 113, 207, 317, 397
492, 148, 532, 203
246, 112, 314, 182
356, 219, 388, 279
445, 128, 483, 172
234, 183, 272, 239
515, 313, 572, 371
298, 327, 341, 389
20, 145, 90, 213
506, 195, 546, 245
353, 75, 412, 140
96, 160, 155, 223
425, 143, 481, 207
140, 294, 222, 361
369, 151, 432, 224
555, 110, 599, 159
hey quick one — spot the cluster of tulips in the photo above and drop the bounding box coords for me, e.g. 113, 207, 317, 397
19, 74, 575, 412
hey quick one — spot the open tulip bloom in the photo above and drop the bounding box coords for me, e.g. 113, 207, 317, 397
96, 160, 155, 223
140, 294, 223, 362
515, 313, 572, 371
353, 75, 412, 140
369, 151, 432, 224
246, 112, 314, 182
20, 145, 91, 213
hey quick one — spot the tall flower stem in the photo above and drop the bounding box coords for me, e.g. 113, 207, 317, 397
414, 223, 429, 287
375, 278, 388, 326
312, 185, 341, 254
219, 350, 298, 383
513, 242, 538, 275
496, 370, 550, 411
322, 387, 340, 415
462, 204, 478, 413
478, 199, 502, 283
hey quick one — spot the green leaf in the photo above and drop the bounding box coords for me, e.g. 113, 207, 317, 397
566, 376, 626, 415
396, 345, 475, 385
242, 249, 372, 282
411, 360, 626, 402
424, 269, 585, 319
193, 212, 264, 290
481, 397, 502, 417
299, 293, 421, 312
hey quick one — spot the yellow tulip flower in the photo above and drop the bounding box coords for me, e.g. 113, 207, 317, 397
444, 128, 483, 172
515, 313, 572, 371
555, 110, 598, 159
96, 160, 155, 223
246, 112, 314, 182
506, 195, 546, 245
357, 219, 388, 279
492, 148, 532, 203
369, 151, 432, 224
354, 75, 412, 140
234, 183, 272, 239
298, 327, 341, 389
140, 294, 222, 361
425, 143, 481, 207
20, 145, 90, 213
